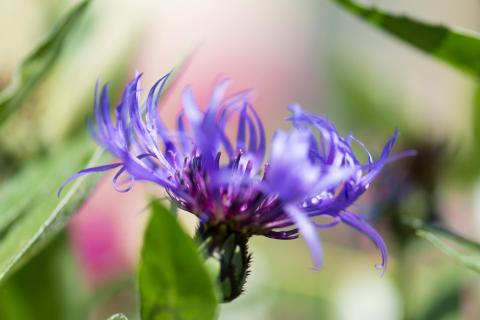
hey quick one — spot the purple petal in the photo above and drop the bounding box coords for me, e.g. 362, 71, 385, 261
100, 85, 114, 139
182, 86, 203, 125
244, 108, 257, 154
206, 79, 230, 114
176, 112, 191, 154
248, 104, 266, 164
112, 166, 134, 193
339, 211, 388, 271
145, 73, 176, 154
285, 204, 323, 269
215, 125, 235, 159
57, 162, 123, 197
348, 134, 373, 165
236, 106, 247, 151
360, 130, 399, 187
266, 130, 321, 202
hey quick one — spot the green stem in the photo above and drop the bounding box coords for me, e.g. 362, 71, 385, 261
397, 247, 414, 320
195, 224, 251, 303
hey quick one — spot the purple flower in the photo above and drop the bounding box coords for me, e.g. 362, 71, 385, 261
61, 73, 410, 271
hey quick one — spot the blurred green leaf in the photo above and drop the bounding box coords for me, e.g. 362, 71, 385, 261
332, 0, 480, 78
107, 314, 129, 320
0, 0, 90, 123
0, 135, 103, 283
0, 232, 89, 320
328, 62, 407, 134
457, 85, 480, 181
418, 283, 460, 320
139, 201, 217, 320
415, 224, 480, 273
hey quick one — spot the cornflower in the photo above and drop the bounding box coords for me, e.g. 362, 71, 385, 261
61, 73, 410, 301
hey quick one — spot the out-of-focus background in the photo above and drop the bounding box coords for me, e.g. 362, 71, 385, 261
1, 0, 480, 319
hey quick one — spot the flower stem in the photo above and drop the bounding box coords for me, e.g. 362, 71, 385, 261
195, 224, 251, 302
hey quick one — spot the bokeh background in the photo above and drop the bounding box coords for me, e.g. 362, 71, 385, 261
1, 0, 480, 319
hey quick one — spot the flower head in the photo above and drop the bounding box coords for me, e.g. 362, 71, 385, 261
62, 73, 407, 274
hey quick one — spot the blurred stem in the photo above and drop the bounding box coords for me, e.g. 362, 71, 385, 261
403, 216, 480, 250
423, 225, 480, 251
397, 245, 413, 320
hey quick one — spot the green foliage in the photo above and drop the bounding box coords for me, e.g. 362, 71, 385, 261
413, 222, 480, 273
0, 0, 90, 123
332, 0, 480, 78
460, 85, 480, 181
327, 62, 407, 135
0, 232, 89, 320
418, 284, 460, 320
139, 201, 217, 320
0, 135, 103, 283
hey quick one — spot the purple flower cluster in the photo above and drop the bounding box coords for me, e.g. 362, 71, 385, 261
62, 73, 409, 270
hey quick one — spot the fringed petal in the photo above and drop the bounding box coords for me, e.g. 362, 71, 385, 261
236, 105, 247, 152
285, 204, 323, 269
58, 162, 123, 197
112, 166, 135, 193
339, 211, 388, 271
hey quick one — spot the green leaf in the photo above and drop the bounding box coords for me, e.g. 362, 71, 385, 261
453, 85, 480, 182
418, 283, 460, 320
0, 0, 90, 123
414, 224, 480, 273
0, 135, 103, 283
328, 62, 408, 134
332, 0, 480, 78
107, 314, 129, 320
0, 232, 89, 320
139, 201, 217, 320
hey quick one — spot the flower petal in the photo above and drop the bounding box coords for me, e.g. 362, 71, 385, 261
285, 204, 323, 269
58, 162, 123, 197
339, 211, 388, 271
